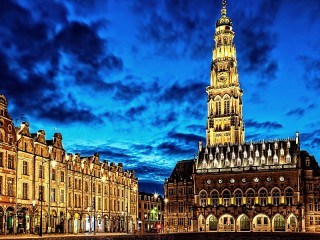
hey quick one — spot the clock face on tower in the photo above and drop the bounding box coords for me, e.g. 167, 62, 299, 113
217, 72, 228, 82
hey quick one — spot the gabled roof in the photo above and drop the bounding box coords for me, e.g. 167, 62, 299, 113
168, 159, 194, 183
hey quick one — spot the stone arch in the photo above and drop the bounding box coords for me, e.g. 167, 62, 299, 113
271, 187, 281, 205
245, 188, 255, 205
272, 214, 285, 231
199, 190, 208, 207
222, 189, 231, 206
210, 190, 219, 207
218, 214, 235, 232
206, 214, 218, 231
252, 214, 270, 232
233, 188, 243, 206
286, 213, 297, 232
258, 187, 268, 206
237, 214, 250, 231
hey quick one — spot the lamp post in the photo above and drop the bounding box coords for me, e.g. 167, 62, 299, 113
31, 200, 36, 234
164, 198, 168, 233
39, 187, 43, 236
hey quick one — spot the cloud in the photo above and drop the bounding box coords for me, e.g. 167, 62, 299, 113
299, 55, 320, 90
234, 1, 281, 85
133, 0, 217, 59
245, 119, 283, 130
160, 81, 206, 103
186, 124, 204, 133
168, 131, 205, 144
286, 108, 305, 117
157, 142, 195, 156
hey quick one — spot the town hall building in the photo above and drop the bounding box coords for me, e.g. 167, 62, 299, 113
164, 0, 320, 233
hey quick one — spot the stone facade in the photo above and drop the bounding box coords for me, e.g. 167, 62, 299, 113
0, 95, 138, 235
138, 192, 163, 233
164, 0, 320, 234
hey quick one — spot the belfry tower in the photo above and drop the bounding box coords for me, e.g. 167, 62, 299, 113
206, 0, 244, 146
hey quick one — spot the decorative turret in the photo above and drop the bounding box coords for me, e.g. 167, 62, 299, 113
206, 0, 244, 146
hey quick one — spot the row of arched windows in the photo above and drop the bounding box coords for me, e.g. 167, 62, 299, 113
199, 188, 294, 207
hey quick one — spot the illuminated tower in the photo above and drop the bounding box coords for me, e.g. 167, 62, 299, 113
206, 0, 244, 146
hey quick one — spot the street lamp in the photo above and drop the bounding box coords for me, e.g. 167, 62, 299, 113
31, 200, 36, 234
39, 188, 43, 236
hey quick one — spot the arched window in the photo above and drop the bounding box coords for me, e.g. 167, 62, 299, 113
211, 191, 219, 206
216, 101, 221, 115
224, 99, 230, 115
223, 190, 231, 206
246, 190, 255, 206
234, 190, 242, 206
272, 189, 280, 205
200, 191, 207, 207
259, 189, 267, 206
285, 188, 293, 205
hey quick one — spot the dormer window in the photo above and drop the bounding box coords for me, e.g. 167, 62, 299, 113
306, 157, 310, 167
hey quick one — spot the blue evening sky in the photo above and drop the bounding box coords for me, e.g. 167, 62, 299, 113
0, 0, 319, 194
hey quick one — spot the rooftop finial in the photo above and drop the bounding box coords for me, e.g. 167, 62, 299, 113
221, 0, 227, 16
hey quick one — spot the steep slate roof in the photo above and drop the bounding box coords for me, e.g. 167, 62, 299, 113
168, 159, 194, 182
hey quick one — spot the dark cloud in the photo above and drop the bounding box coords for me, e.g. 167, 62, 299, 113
245, 119, 283, 130
299, 55, 320, 90
286, 108, 305, 117
157, 142, 195, 156
133, 0, 217, 59
168, 131, 205, 145
234, 1, 281, 85
151, 112, 176, 127
160, 81, 206, 103
126, 105, 147, 118
186, 124, 204, 133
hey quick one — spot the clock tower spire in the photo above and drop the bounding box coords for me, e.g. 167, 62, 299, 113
206, 0, 244, 146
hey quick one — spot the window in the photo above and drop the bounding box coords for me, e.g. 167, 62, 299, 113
200, 191, 207, 207
0, 176, 2, 194
223, 191, 230, 206
178, 218, 184, 226
85, 181, 88, 192
216, 102, 221, 115
60, 171, 65, 182
211, 191, 219, 206
310, 217, 314, 225
7, 177, 14, 196
315, 216, 320, 225
39, 165, 43, 179
309, 198, 314, 211
285, 189, 294, 205
8, 155, 14, 169
22, 183, 28, 199
259, 189, 267, 206
272, 189, 280, 205
23, 161, 28, 175
315, 199, 320, 211
51, 188, 56, 202
52, 169, 56, 181
0, 152, 3, 167
224, 99, 230, 114
178, 201, 184, 213
235, 190, 242, 206
246, 190, 255, 206
308, 183, 313, 191
60, 189, 64, 203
